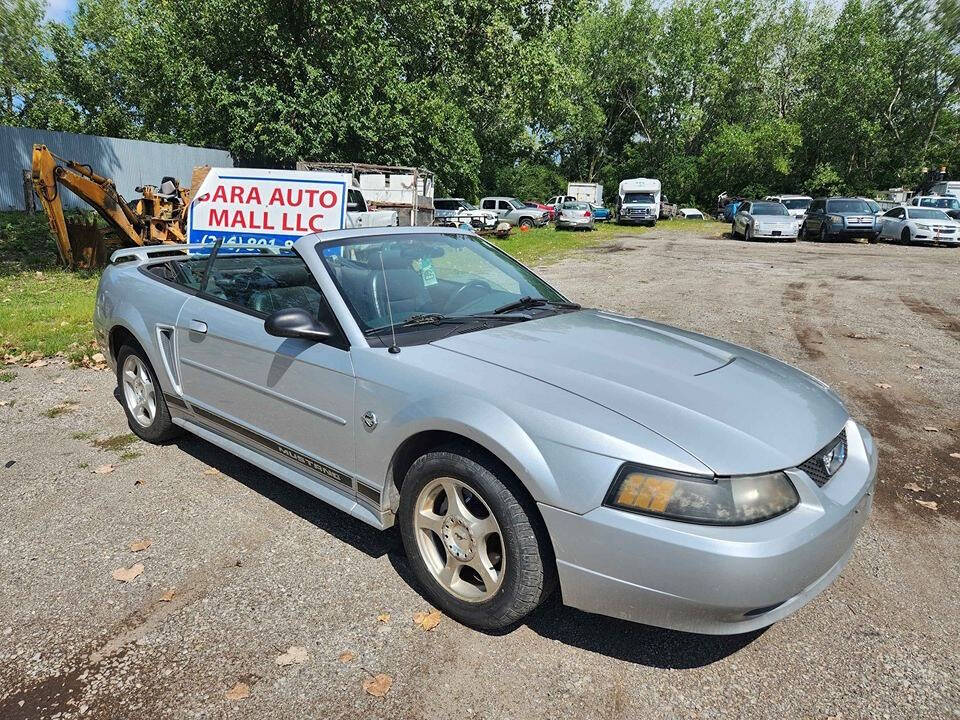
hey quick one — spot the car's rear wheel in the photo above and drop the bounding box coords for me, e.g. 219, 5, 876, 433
731, 222, 739, 239
116, 344, 181, 443
518, 217, 534, 230
399, 448, 555, 630
745, 225, 753, 242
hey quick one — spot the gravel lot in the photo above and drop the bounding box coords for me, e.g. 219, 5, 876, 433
1, 226, 958, 719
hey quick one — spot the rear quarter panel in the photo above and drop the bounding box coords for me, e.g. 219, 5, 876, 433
95, 263, 191, 394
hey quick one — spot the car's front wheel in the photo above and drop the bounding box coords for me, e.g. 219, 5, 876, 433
901, 228, 912, 244
399, 448, 555, 630
116, 344, 181, 443
518, 217, 534, 230
820, 224, 831, 242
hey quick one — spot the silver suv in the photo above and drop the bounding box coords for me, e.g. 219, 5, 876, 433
479, 197, 549, 228
802, 197, 879, 243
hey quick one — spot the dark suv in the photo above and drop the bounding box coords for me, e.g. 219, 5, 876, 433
802, 198, 879, 243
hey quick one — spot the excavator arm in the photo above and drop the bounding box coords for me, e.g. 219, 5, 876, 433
31, 145, 146, 268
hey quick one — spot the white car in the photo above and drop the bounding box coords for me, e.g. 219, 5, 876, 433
764, 194, 812, 225
678, 208, 704, 220
876, 206, 960, 245
732, 200, 799, 241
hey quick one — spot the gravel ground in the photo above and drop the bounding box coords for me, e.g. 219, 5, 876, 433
1, 226, 958, 719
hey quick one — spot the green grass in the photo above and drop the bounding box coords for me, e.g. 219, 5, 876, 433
92, 433, 138, 452
0, 270, 100, 360
0, 370, 15, 382
43, 401, 78, 418
71, 430, 94, 440
490, 218, 723, 266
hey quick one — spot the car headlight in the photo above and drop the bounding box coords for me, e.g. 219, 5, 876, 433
917, 223, 931, 231
829, 214, 844, 225
605, 464, 800, 525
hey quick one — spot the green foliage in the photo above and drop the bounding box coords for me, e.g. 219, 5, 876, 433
0, 0, 957, 207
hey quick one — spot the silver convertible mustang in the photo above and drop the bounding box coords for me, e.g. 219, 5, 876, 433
94, 228, 877, 634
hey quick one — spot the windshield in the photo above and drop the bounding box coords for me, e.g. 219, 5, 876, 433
826, 199, 872, 214
562, 202, 589, 210
781, 198, 811, 210
317, 232, 566, 333
920, 197, 960, 210
863, 199, 880, 213
751, 202, 789, 216
508, 199, 526, 210
623, 192, 655, 204
908, 208, 950, 220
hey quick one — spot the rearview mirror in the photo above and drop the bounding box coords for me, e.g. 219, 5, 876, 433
264, 308, 332, 342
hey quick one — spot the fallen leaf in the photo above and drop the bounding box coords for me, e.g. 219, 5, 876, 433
26, 359, 49, 368
376, 613, 390, 623
225, 682, 250, 701
362, 673, 393, 697
903, 482, 924, 492
112, 563, 144, 582
874, 383, 891, 389
915, 500, 938, 510
160, 588, 176, 602
134, 478, 144, 486
93, 464, 115, 475
413, 610, 441, 631
338, 650, 355, 663
202, 468, 220, 476
923, 426, 939, 432
950, 453, 960, 460
91, 352, 106, 364
129, 539, 152, 552
35, 271, 43, 278
906, 363, 922, 370
275, 646, 309, 666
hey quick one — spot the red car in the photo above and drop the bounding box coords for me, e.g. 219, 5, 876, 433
524, 201, 556, 222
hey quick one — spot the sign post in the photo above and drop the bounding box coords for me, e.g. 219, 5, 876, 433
188, 168, 352, 248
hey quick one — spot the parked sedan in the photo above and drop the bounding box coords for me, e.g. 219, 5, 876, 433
876, 206, 960, 245
801, 198, 879, 242
556, 201, 595, 230
590, 203, 611, 221
732, 201, 798, 241
524, 201, 556, 222
95, 228, 876, 634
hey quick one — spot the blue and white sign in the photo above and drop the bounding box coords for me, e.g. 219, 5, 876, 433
188, 167, 351, 248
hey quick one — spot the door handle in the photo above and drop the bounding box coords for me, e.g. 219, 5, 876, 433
188, 319, 208, 334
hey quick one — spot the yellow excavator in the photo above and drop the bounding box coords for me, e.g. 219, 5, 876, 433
31, 144, 190, 269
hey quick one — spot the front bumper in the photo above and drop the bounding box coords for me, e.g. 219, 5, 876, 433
833, 226, 878, 239
540, 419, 877, 634
753, 227, 798, 240
911, 231, 959, 244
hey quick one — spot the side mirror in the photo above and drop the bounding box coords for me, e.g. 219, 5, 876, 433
264, 308, 332, 342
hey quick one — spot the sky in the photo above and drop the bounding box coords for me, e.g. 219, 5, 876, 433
45, 0, 77, 22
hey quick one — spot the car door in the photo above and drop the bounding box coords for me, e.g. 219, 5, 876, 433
878, 208, 901, 238
496, 199, 513, 220
805, 200, 824, 232
735, 202, 750, 233
175, 244, 357, 493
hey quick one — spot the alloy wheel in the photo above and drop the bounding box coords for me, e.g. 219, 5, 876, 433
413, 476, 505, 602
121, 354, 156, 428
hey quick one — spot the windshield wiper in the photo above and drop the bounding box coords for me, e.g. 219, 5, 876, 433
493, 296, 581, 314
365, 313, 527, 334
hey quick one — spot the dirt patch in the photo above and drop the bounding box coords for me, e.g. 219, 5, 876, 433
591, 241, 637, 253
900, 295, 960, 340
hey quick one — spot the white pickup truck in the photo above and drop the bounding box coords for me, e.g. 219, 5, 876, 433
346, 188, 398, 228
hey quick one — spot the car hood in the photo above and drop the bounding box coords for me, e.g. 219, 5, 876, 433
431, 310, 848, 475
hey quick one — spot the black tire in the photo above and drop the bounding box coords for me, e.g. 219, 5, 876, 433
731, 222, 739, 239
820, 224, 830, 242
398, 447, 556, 630
901, 228, 911, 245
867, 233, 878, 244
800, 222, 809, 240
745, 224, 753, 242
116, 344, 182, 443
518, 217, 534, 230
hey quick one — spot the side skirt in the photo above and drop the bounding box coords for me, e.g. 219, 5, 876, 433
166, 397, 393, 530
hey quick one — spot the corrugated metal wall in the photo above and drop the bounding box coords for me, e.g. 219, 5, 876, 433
0, 126, 234, 211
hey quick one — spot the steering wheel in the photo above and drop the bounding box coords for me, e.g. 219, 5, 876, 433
444, 279, 491, 313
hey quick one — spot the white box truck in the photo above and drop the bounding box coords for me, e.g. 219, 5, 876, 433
617, 178, 661, 226
567, 182, 604, 205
